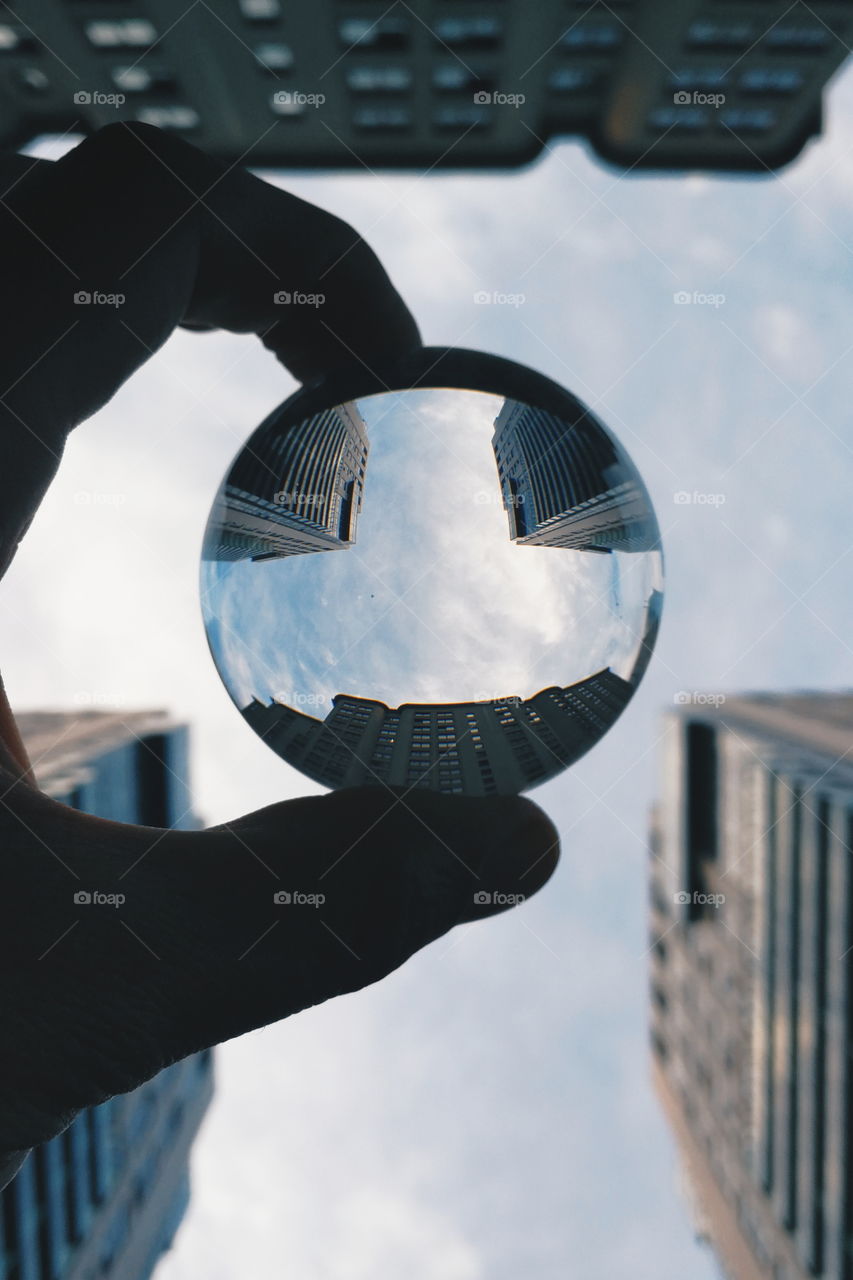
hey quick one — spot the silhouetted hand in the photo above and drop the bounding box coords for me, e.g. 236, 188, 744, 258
0, 125, 559, 1182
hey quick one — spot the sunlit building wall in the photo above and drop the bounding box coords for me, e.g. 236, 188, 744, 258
648, 692, 853, 1280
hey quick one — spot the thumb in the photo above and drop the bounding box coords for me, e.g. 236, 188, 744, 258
362, 788, 561, 942
206, 787, 560, 1004
0, 783, 558, 1156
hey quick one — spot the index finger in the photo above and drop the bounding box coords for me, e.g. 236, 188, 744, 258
0, 123, 421, 577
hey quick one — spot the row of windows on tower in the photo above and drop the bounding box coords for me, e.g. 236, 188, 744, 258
644, 13, 842, 139
0, 0, 840, 151
0, 1052, 211, 1280
3, 10, 837, 59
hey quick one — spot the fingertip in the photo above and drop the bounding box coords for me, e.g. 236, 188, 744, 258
456, 794, 560, 924
282, 232, 422, 386
265, 303, 422, 388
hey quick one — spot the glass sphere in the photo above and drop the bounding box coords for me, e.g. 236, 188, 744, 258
201, 350, 663, 795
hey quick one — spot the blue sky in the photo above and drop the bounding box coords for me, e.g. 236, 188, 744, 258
4, 60, 853, 1280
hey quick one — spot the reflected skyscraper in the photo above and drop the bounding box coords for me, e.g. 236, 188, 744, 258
648, 691, 853, 1280
629, 588, 664, 689
491, 398, 659, 553
204, 401, 368, 561
244, 667, 634, 795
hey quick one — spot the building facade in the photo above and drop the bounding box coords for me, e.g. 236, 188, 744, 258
648, 692, 853, 1280
491, 399, 660, 553
204, 401, 369, 562
628, 588, 664, 690
244, 665, 635, 794
1, 3, 850, 172
0, 711, 213, 1280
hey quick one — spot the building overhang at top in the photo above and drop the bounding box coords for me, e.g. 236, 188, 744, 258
1, 1, 849, 174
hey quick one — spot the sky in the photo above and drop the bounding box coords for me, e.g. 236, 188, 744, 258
4, 57, 853, 1280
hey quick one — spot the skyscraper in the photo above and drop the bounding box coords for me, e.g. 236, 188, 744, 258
648, 691, 853, 1280
2, 3, 850, 173
491, 399, 660, 553
243, 665, 635, 794
628, 587, 664, 690
0, 711, 214, 1280
203, 400, 369, 561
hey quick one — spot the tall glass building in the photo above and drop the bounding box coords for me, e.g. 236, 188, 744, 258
648, 691, 853, 1280
0, 711, 214, 1280
243, 665, 636, 794
491, 399, 659, 553
204, 401, 370, 562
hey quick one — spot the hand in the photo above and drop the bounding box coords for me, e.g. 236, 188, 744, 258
0, 125, 560, 1176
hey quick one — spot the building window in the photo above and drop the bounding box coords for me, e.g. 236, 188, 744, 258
784, 786, 803, 1232
842, 808, 853, 1280
99, 1204, 129, 1272
686, 720, 718, 862
33, 1146, 54, 1279
762, 775, 778, 1195
136, 734, 170, 826
809, 796, 829, 1274
650, 1030, 668, 1060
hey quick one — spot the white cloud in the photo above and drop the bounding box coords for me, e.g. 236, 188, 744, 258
752, 301, 826, 382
